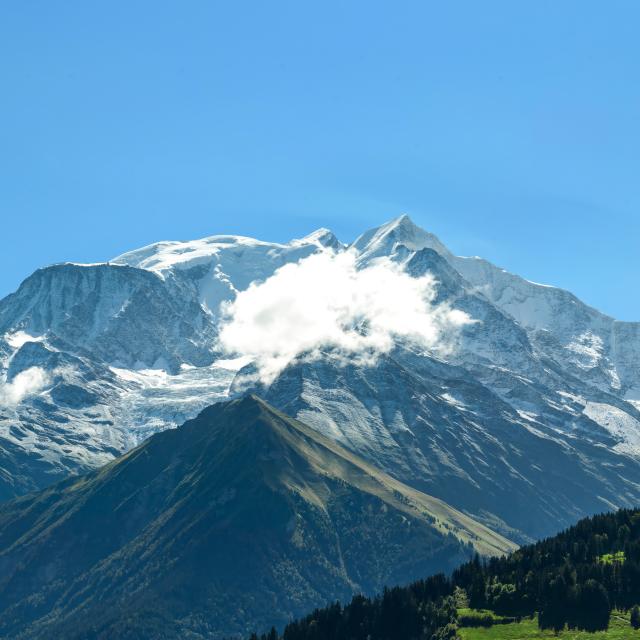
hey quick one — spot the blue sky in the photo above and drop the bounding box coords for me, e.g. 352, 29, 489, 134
1, 1, 638, 319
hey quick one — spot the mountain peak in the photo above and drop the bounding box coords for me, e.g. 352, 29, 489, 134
293, 227, 343, 250
219, 392, 271, 419
388, 212, 414, 228
350, 214, 451, 261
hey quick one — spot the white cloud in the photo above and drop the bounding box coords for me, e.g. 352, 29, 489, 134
218, 250, 474, 383
0, 367, 51, 407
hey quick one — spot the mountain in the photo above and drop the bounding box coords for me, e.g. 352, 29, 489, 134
1, 216, 640, 543
257, 348, 640, 542
0, 231, 336, 500
0, 395, 514, 640
250, 217, 640, 541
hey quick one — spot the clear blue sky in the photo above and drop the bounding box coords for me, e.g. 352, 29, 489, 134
1, 1, 638, 319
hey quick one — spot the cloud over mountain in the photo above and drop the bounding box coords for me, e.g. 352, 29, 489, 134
0, 366, 50, 406
218, 250, 473, 382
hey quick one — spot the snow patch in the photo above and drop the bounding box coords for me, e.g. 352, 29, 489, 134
440, 393, 467, 409
516, 410, 539, 422
583, 402, 640, 455
215, 356, 253, 371
5, 331, 44, 349
565, 331, 604, 369
110, 367, 170, 386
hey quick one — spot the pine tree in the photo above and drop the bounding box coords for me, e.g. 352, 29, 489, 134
631, 605, 640, 630
539, 575, 568, 633
574, 580, 610, 632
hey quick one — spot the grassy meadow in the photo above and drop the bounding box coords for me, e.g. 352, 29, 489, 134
458, 610, 638, 639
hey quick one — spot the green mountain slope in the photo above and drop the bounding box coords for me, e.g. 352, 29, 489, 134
0, 395, 514, 639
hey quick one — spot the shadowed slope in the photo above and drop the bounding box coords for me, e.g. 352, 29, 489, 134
0, 395, 514, 640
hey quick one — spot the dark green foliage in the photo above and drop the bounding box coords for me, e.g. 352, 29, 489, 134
538, 575, 568, 633
573, 579, 610, 631
631, 604, 640, 629
452, 508, 640, 633
486, 581, 518, 615
458, 612, 494, 627
431, 621, 459, 640
279, 588, 458, 640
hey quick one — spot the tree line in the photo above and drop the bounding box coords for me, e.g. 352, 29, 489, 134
246, 508, 640, 639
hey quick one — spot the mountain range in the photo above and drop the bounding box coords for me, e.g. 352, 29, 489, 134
1, 215, 640, 545
0, 395, 513, 639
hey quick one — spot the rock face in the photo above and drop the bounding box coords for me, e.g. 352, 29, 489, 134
1, 216, 640, 543
0, 396, 512, 640
0, 263, 218, 371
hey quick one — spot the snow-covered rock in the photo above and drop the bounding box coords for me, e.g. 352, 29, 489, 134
113, 229, 342, 317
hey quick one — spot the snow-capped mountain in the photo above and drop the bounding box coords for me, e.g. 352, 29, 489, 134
0, 231, 341, 499
112, 228, 342, 319
1, 216, 639, 542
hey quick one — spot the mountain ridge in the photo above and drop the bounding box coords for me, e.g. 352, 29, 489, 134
1, 215, 639, 544
0, 395, 513, 639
